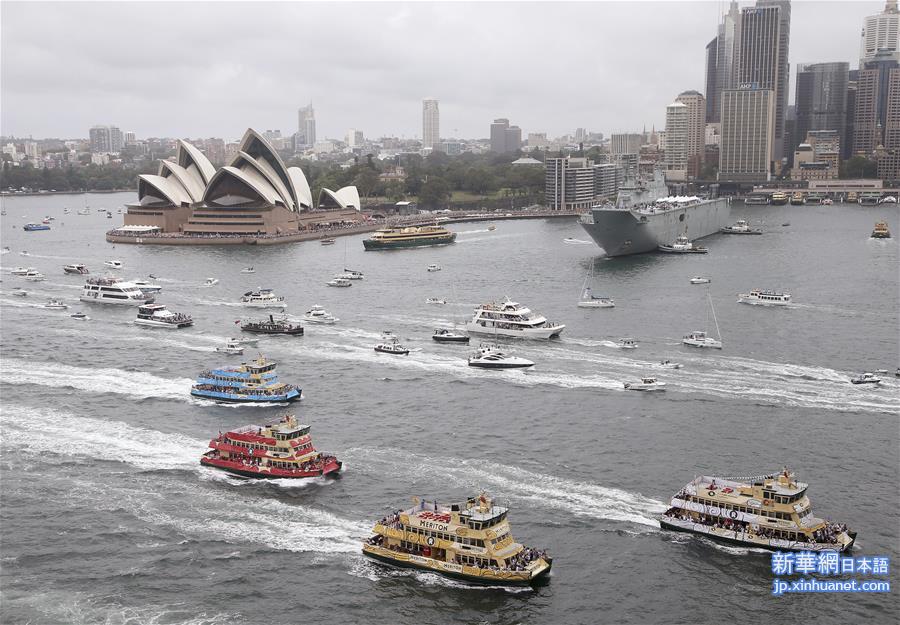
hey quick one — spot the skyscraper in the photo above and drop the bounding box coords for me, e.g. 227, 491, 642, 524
664, 101, 688, 181
298, 103, 316, 146
794, 63, 849, 154
491, 118, 510, 153
860, 1, 900, 68
422, 98, 440, 151
719, 88, 775, 181
89, 125, 123, 154
705, 1, 740, 123
609, 133, 643, 155
854, 50, 900, 153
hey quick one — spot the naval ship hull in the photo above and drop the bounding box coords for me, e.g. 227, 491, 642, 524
580, 198, 731, 257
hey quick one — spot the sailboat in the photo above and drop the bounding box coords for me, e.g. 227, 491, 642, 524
682, 291, 722, 349
339, 238, 364, 279
433, 283, 470, 343
577, 260, 615, 308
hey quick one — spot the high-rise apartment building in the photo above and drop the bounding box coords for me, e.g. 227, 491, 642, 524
664, 102, 688, 181
860, 1, 900, 67
705, 1, 741, 123
490, 118, 522, 154
203, 138, 227, 165
297, 103, 316, 146
124, 131, 136, 145
794, 63, 849, 155
545, 157, 621, 211
609, 133, 643, 155
854, 51, 900, 153
719, 88, 776, 181
347, 129, 364, 148
422, 98, 440, 151
678, 90, 707, 178
89, 125, 123, 154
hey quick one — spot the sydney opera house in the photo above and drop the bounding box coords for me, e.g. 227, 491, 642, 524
115, 128, 362, 241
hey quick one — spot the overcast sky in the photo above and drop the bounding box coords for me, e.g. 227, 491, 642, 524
0, 1, 883, 142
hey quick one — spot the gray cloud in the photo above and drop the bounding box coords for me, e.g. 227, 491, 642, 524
0, 1, 880, 141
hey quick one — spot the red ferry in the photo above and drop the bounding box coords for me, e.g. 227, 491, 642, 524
200, 414, 342, 479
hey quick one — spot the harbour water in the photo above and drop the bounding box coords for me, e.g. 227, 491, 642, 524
1, 192, 898, 624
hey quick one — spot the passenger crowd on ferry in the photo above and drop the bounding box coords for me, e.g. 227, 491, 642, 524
192, 383, 296, 396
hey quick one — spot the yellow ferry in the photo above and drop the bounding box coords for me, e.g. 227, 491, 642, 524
362, 493, 552, 585
363, 224, 456, 250
871, 221, 891, 238
660, 468, 856, 552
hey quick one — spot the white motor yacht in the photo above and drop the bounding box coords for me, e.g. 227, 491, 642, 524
342, 269, 364, 280
70, 312, 89, 320
327, 277, 352, 287
240, 289, 287, 308
425, 297, 447, 305
432, 328, 470, 343
10, 267, 33, 276
303, 305, 338, 324
465, 298, 565, 340
617, 338, 638, 349
134, 303, 193, 328
216, 339, 244, 355
467, 343, 534, 369
81, 277, 154, 306
131, 279, 163, 294
658, 360, 683, 369
202, 278, 219, 287
374, 336, 410, 355
624, 377, 666, 391
427, 264, 442, 272
63, 264, 90, 275
738, 289, 791, 306
104, 260, 123, 269
690, 277, 710, 284
42, 299, 68, 310
850, 372, 881, 385
24, 270, 46, 281
241, 267, 255, 274
682, 330, 722, 349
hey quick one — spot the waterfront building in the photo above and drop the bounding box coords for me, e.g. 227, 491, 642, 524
792, 130, 840, 181
545, 157, 621, 211
794, 63, 849, 155
610, 133, 643, 155
719, 88, 775, 182
860, 1, 900, 67
422, 98, 440, 151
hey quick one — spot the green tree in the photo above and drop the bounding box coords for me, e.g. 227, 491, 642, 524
840, 156, 877, 179
418, 176, 451, 208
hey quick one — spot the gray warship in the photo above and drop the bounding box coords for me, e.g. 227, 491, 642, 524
579, 172, 731, 257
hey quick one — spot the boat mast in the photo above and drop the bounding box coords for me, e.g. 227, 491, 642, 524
708, 292, 722, 341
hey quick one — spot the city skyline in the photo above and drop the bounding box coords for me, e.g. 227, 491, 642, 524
0, 1, 881, 141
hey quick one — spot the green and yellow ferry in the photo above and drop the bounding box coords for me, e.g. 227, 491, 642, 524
362, 493, 552, 586
363, 224, 456, 250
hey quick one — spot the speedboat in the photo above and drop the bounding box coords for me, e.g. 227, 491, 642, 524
104, 260, 123, 269
427, 264, 442, 272
432, 328, 470, 343
303, 305, 338, 324
10, 267, 33, 276
321, 238, 336, 245
682, 330, 722, 349
42, 299, 68, 310
425, 297, 446, 305
202, 278, 219, 287
468, 343, 534, 369
624, 377, 666, 391
131, 279, 163, 294
850, 372, 881, 385
240, 288, 286, 308
690, 277, 710, 284
70, 312, 89, 320
11, 289, 27, 297
24, 270, 46, 281
327, 277, 352, 287
63, 264, 90, 275
658, 360, 683, 369
342, 268, 364, 280
241, 267, 256, 274
617, 338, 638, 349
374, 336, 410, 355
216, 339, 244, 355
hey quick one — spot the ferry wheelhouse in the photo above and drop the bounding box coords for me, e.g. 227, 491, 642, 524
737, 289, 791, 306
363, 493, 552, 586
363, 225, 457, 250
134, 304, 193, 328
201, 414, 341, 479
190, 356, 301, 403
80, 277, 154, 306
465, 299, 565, 340
660, 468, 856, 552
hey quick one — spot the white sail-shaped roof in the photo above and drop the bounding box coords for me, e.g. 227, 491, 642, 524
158, 160, 205, 203
138, 174, 192, 206
202, 166, 284, 207
235, 129, 302, 211
177, 140, 216, 186
318, 185, 361, 210
288, 167, 312, 210
232, 151, 294, 210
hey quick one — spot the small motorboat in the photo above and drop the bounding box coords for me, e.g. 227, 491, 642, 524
202, 278, 219, 287
321, 238, 336, 245
20, 251, 30, 256
374, 336, 410, 355
822, 198, 833, 205
487, 225, 497, 231
690, 277, 710, 284
850, 372, 881, 385
241, 267, 255, 274
342, 268, 364, 280
63, 264, 90, 275
425, 297, 446, 305
23, 223, 50, 231
658, 360, 683, 369
229, 336, 259, 346
682, 330, 723, 349
327, 277, 352, 287
11, 289, 28, 297
617, 338, 638, 349
10, 266, 33, 276
468, 343, 534, 369
624, 377, 666, 391
216, 339, 244, 355
427, 264, 442, 272
24, 270, 46, 281
42, 299, 68, 310
70, 312, 89, 320
874, 369, 889, 375
432, 328, 470, 343
879, 195, 897, 204
782, 222, 791, 227
303, 305, 338, 324
104, 260, 123, 269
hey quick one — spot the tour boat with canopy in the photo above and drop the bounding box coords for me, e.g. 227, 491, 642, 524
201, 414, 341, 479
190, 356, 302, 403
465, 299, 564, 340
660, 468, 856, 552
738, 289, 791, 306
363, 493, 552, 586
